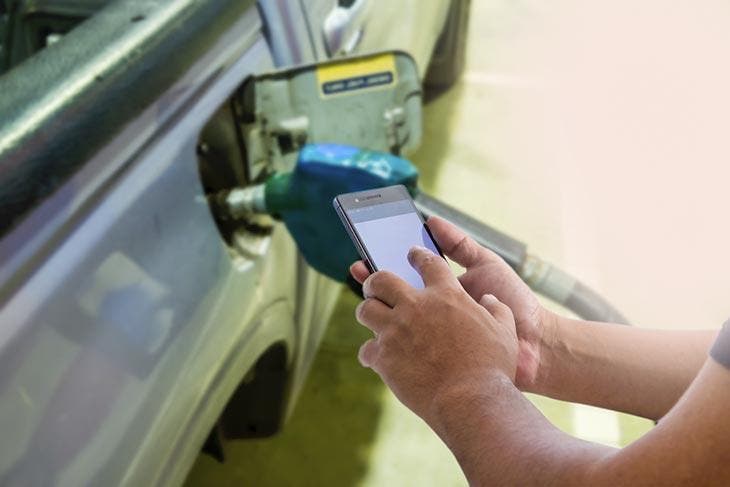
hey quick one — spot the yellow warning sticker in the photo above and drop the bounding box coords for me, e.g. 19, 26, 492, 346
317, 53, 397, 98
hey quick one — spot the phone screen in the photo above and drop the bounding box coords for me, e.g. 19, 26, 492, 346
346, 199, 440, 289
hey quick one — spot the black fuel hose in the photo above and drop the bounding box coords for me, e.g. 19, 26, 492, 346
414, 192, 630, 325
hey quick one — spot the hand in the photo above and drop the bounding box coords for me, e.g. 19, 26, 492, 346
350, 216, 550, 391
353, 246, 518, 424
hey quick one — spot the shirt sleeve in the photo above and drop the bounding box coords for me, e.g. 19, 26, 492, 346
710, 320, 730, 369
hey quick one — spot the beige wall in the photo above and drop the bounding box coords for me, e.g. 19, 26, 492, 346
429, 0, 730, 330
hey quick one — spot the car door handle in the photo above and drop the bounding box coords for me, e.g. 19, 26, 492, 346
322, 0, 370, 56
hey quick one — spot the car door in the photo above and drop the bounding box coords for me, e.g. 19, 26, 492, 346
0, 1, 316, 485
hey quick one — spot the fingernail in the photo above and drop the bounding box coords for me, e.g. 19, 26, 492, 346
407, 246, 427, 262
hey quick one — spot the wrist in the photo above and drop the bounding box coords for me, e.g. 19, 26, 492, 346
427, 372, 515, 462
429, 372, 511, 433
524, 307, 561, 394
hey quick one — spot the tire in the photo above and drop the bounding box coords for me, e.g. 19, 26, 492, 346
424, 0, 471, 92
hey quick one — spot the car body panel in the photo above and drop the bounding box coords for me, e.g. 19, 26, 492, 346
0, 0, 454, 485
0, 4, 302, 486
297, 0, 450, 76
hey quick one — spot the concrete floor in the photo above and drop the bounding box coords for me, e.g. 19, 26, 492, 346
186, 0, 730, 484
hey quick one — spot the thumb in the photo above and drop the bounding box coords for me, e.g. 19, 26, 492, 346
407, 246, 454, 287
427, 216, 491, 268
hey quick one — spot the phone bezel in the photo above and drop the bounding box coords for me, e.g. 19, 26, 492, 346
333, 184, 443, 274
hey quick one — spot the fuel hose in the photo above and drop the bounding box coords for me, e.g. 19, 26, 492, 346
413, 192, 630, 325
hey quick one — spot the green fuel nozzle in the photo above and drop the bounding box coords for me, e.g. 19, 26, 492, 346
220, 144, 419, 282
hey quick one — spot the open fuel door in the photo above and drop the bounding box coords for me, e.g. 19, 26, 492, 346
233, 50, 423, 182
197, 50, 423, 265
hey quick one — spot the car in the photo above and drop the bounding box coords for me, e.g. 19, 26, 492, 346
0, 0, 470, 485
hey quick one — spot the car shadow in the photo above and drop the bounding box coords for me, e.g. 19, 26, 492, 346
184, 289, 386, 487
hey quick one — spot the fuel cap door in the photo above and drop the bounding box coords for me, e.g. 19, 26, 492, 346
235, 50, 422, 180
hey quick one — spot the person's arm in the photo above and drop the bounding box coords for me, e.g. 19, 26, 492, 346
354, 247, 730, 486
353, 215, 717, 421
432, 357, 730, 486
530, 312, 717, 420
430, 372, 614, 486
351, 216, 718, 419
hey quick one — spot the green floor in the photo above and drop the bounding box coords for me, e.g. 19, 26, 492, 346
185, 1, 657, 484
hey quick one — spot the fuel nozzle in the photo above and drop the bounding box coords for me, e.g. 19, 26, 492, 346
215, 184, 267, 219
215, 143, 419, 281
218, 144, 419, 218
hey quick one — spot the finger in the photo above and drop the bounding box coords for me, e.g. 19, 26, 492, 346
349, 261, 371, 284
407, 246, 456, 287
426, 216, 495, 268
362, 270, 412, 308
355, 298, 392, 334
358, 338, 380, 368
479, 294, 515, 324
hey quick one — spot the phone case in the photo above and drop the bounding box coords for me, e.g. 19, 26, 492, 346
333, 197, 376, 273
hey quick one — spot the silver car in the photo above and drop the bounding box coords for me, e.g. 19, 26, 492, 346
0, 0, 469, 485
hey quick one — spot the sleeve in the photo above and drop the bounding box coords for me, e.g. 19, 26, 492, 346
710, 320, 730, 369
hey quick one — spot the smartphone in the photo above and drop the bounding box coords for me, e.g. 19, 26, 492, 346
333, 184, 443, 289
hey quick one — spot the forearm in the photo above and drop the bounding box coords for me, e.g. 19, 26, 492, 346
530, 311, 717, 420
430, 374, 614, 486
433, 361, 730, 486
